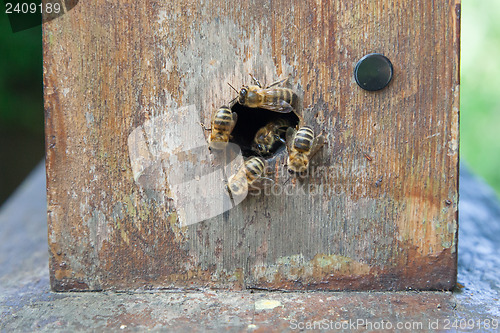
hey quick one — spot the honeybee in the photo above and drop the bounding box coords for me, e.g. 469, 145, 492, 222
232, 74, 297, 113
208, 106, 238, 149
226, 157, 269, 196
286, 126, 325, 174
251, 118, 291, 156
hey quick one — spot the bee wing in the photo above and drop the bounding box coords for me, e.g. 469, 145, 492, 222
308, 134, 326, 159
285, 127, 296, 154
229, 112, 238, 132
248, 176, 274, 191
262, 99, 293, 113
210, 108, 218, 122
258, 90, 293, 113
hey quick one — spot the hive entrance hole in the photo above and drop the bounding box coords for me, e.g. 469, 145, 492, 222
229, 103, 300, 158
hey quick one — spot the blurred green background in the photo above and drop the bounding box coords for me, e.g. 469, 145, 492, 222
0, 10, 43, 204
460, 0, 500, 198
0, 0, 499, 204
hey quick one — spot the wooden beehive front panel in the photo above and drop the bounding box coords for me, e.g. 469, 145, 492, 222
44, 0, 460, 291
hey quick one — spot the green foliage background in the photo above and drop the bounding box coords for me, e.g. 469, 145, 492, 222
0, 11, 43, 204
461, 0, 500, 197
0, 0, 499, 203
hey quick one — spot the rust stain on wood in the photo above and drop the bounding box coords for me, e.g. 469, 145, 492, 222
44, 0, 459, 291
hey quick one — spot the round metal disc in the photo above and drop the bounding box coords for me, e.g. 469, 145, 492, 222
354, 53, 393, 91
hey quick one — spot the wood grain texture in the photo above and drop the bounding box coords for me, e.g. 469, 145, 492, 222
44, 0, 460, 291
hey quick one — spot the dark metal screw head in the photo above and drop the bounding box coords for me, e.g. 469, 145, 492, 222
354, 53, 393, 91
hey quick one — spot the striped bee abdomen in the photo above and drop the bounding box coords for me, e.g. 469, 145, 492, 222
245, 157, 265, 183
282, 88, 296, 106
293, 126, 314, 153
209, 106, 237, 150
268, 88, 296, 105
274, 117, 291, 129
213, 106, 233, 130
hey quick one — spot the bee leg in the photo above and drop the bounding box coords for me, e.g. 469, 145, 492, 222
225, 183, 236, 204
249, 73, 262, 88
200, 122, 211, 131
272, 134, 286, 144
261, 176, 274, 183
266, 77, 289, 89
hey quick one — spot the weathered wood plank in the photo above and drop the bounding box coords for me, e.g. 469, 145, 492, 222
44, 0, 460, 291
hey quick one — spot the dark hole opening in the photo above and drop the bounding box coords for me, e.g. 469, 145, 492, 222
229, 103, 300, 158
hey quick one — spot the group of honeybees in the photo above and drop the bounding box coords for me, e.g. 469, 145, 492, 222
207, 74, 324, 198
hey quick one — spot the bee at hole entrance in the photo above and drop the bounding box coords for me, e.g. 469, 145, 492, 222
228, 102, 300, 158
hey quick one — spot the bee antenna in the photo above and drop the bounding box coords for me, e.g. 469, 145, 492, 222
227, 82, 239, 93
229, 96, 238, 106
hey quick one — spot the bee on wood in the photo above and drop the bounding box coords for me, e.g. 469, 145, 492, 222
208, 106, 238, 150
230, 74, 297, 113
226, 157, 270, 197
251, 118, 291, 156
286, 126, 325, 174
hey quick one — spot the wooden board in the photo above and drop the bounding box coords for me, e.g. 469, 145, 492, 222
44, 0, 460, 291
